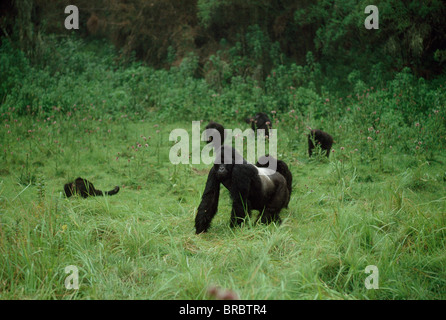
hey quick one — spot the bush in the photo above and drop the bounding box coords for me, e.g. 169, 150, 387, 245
0, 40, 31, 104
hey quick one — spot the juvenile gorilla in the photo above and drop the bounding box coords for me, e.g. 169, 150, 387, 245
245, 112, 272, 137
308, 129, 334, 158
195, 145, 292, 234
64, 177, 120, 198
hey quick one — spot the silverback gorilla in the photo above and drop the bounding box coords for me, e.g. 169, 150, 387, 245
308, 129, 334, 158
195, 145, 292, 234
245, 112, 272, 137
64, 177, 120, 198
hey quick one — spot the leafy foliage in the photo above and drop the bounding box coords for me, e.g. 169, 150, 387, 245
3, 0, 444, 91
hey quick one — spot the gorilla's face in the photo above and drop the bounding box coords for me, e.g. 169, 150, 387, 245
215, 163, 233, 181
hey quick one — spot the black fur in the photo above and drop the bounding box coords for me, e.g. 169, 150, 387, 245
195, 145, 292, 234
245, 112, 272, 137
205, 121, 225, 147
64, 177, 120, 198
308, 129, 334, 158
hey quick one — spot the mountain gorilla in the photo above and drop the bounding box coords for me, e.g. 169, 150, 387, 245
195, 145, 292, 234
64, 177, 120, 198
308, 129, 334, 158
205, 121, 225, 146
245, 112, 272, 137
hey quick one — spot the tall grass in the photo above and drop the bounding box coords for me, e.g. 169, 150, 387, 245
0, 106, 445, 299
0, 37, 445, 299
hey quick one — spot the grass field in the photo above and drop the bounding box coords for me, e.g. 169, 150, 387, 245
0, 102, 445, 300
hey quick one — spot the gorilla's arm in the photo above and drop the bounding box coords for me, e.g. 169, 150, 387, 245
195, 167, 221, 234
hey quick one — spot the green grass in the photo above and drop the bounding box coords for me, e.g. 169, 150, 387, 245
0, 35, 445, 300
0, 107, 445, 300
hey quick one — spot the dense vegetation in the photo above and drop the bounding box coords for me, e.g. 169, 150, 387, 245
0, 0, 445, 300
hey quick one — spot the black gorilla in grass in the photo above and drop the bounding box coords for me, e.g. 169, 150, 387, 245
308, 129, 334, 158
245, 112, 272, 137
204, 121, 225, 146
195, 145, 292, 234
64, 177, 120, 198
